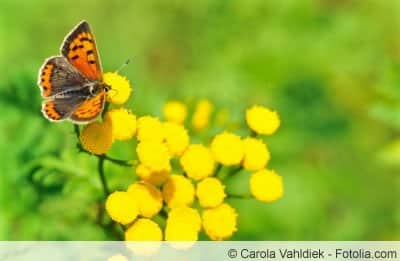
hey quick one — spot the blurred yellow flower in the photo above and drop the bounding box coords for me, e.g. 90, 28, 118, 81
163, 100, 187, 124
125, 218, 162, 256
246, 105, 280, 135
202, 203, 238, 240
250, 169, 283, 202
167, 206, 202, 232
125, 218, 163, 240
80, 121, 113, 155
180, 144, 215, 180
105, 108, 136, 141
137, 116, 164, 142
162, 174, 195, 208
211, 131, 244, 166
242, 137, 270, 171
192, 99, 213, 131
196, 177, 226, 208
137, 141, 171, 172
103, 72, 132, 105
135, 163, 170, 187
165, 208, 200, 249
163, 122, 189, 157
105, 191, 138, 225
127, 182, 163, 218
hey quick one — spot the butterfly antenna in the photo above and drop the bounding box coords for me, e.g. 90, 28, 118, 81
115, 59, 131, 73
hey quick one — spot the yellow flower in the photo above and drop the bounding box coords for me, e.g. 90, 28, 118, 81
136, 141, 171, 172
250, 169, 284, 202
202, 203, 238, 240
103, 72, 132, 105
242, 137, 270, 171
167, 206, 202, 232
162, 174, 195, 208
180, 144, 215, 180
165, 208, 200, 248
105, 191, 138, 225
192, 99, 213, 131
165, 222, 198, 249
163, 100, 187, 124
246, 105, 280, 135
163, 122, 189, 157
196, 177, 226, 208
104, 108, 136, 141
135, 163, 170, 187
136, 116, 164, 142
125, 218, 163, 240
127, 182, 162, 218
80, 120, 113, 155
125, 218, 162, 256
210, 132, 244, 166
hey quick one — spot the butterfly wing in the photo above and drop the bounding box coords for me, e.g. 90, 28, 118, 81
38, 56, 87, 97
69, 92, 106, 123
61, 21, 102, 80
42, 96, 87, 122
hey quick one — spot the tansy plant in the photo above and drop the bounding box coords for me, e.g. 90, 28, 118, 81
75, 71, 283, 245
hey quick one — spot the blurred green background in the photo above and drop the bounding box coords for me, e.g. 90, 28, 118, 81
1, 0, 399, 240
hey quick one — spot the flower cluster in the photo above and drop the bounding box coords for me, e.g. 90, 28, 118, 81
77, 72, 283, 249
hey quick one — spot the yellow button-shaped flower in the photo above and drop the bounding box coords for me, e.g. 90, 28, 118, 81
135, 163, 170, 187
163, 122, 189, 157
180, 144, 215, 180
202, 203, 238, 240
137, 141, 171, 172
125, 218, 162, 241
167, 207, 202, 232
105, 108, 136, 141
105, 191, 138, 225
127, 182, 163, 218
125, 218, 162, 256
162, 174, 195, 208
242, 137, 270, 171
165, 218, 199, 249
163, 100, 187, 124
80, 120, 113, 155
103, 72, 132, 105
211, 132, 243, 166
250, 169, 283, 202
246, 105, 280, 135
196, 177, 226, 208
191, 99, 213, 131
136, 116, 164, 142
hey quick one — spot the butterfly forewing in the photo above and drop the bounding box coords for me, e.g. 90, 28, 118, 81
38, 56, 87, 97
61, 21, 102, 80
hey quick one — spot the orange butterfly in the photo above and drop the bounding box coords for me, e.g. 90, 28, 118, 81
38, 20, 109, 123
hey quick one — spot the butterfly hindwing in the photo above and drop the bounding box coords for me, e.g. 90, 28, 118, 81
38, 56, 87, 97
41, 95, 87, 122
69, 92, 106, 123
61, 21, 102, 80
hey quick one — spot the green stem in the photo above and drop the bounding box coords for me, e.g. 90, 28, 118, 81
103, 154, 133, 167
74, 124, 80, 137
228, 193, 252, 199
77, 144, 133, 167
98, 156, 109, 196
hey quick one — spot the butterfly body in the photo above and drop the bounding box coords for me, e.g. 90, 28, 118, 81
38, 21, 107, 123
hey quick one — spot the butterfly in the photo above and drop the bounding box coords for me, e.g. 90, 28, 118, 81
38, 20, 110, 123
